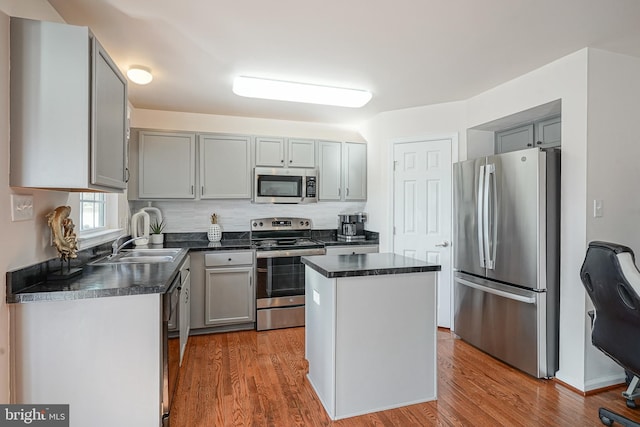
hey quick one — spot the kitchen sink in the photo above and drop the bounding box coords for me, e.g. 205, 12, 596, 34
91, 248, 182, 265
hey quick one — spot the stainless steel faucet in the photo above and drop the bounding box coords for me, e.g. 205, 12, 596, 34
111, 234, 147, 256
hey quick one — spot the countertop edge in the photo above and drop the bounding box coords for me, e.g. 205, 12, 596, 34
301, 253, 441, 279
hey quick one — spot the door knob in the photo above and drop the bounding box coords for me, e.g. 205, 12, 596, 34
435, 241, 449, 247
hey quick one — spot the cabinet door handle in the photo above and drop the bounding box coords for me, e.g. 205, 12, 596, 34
346, 188, 349, 196
201, 186, 205, 196
527, 143, 533, 147
536, 140, 542, 145
289, 159, 292, 163
338, 188, 341, 196
191, 185, 194, 194
281, 159, 284, 163
125, 167, 130, 183
228, 258, 232, 262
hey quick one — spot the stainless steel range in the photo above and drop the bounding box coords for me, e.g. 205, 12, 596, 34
251, 217, 325, 331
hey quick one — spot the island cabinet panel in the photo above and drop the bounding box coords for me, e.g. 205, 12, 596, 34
11, 294, 161, 427
305, 266, 437, 420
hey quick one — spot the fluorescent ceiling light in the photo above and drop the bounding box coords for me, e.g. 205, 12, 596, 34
232, 76, 372, 108
127, 66, 153, 85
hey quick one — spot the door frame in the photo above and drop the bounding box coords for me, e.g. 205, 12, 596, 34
389, 133, 459, 329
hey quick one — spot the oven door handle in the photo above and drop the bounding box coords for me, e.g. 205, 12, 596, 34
256, 248, 326, 258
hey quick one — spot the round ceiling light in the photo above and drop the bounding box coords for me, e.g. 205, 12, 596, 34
127, 66, 153, 85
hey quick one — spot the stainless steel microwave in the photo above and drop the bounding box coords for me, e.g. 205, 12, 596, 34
254, 167, 317, 203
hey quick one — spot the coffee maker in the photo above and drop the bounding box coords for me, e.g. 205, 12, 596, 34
337, 212, 367, 242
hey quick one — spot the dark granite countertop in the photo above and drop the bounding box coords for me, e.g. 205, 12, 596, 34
7, 229, 381, 303
7, 248, 189, 303
301, 252, 440, 278
314, 238, 380, 247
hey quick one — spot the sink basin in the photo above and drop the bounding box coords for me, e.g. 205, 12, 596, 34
121, 249, 182, 258
91, 248, 182, 265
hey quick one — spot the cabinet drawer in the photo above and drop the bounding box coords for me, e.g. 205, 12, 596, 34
205, 251, 253, 267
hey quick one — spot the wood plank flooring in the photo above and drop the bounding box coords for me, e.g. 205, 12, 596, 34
171, 327, 638, 426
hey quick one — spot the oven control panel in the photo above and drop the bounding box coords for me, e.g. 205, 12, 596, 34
251, 217, 311, 231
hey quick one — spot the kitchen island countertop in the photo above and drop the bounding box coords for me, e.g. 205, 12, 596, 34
301, 252, 440, 278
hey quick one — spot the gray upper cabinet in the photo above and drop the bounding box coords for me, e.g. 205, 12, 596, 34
138, 131, 196, 199
495, 116, 561, 153
535, 116, 561, 149
495, 124, 535, 153
199, 134, 252, 199
256, 137, 315, 168
318, 141, 342, 200
343, 142, 367, 201
255, 137, 285, 167
287, 139, 316, 168
10, 18, 127, 191
318, 141, 367, 201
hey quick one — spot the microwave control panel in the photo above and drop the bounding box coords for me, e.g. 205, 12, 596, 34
305, 176, 317, 198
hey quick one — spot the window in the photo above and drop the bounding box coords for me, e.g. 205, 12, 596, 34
79, 192, 106, 232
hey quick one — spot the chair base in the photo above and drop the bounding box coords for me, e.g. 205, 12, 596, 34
599, 408, 640, 427
623, 375, 640, 408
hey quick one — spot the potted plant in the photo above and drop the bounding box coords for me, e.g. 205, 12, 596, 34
149, 218, 166, 244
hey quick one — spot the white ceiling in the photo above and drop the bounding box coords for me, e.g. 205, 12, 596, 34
48, 0, 640, 126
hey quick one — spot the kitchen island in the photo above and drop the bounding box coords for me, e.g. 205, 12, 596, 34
301, 253, 441, 420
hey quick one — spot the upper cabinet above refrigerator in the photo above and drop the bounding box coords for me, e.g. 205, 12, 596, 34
495, 116, 561, 154
9, 18, 128, 192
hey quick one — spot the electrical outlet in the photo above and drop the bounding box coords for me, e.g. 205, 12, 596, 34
11, 194, 34, 221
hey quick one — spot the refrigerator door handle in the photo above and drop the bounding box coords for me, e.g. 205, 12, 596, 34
485, 163, 497, 269
477, 165, 486, 268
455, 277, 536, 304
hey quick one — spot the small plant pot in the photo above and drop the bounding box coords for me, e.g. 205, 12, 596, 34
149, 234, 164, 245
208, 224, 221, 242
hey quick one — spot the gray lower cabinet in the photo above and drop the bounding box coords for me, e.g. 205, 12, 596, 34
190, 251, 255, 331
179, 256, 191, 364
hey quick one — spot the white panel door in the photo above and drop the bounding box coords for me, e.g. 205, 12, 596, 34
393, 138, 452, 327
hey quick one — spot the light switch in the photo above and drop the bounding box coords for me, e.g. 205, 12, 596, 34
313, 289, 320, 305
593, 199, 604, 218
11, 194, 34, 221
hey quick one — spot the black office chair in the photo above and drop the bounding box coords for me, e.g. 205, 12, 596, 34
580, 241, 640, 426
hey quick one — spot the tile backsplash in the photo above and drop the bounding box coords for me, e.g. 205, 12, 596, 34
130, 200, 367, 232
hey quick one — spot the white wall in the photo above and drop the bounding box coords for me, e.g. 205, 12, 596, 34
0, 0, 68, 404
358, 101, 466, 251
361, 48, 633, 392
131, 108, 365, 142
584, 49, 640, 387
466, 49, 595, 390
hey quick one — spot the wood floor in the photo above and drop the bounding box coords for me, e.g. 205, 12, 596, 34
171, 327, 638, 426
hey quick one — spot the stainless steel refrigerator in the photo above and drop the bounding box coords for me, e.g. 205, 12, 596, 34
452, 147, 560, 378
